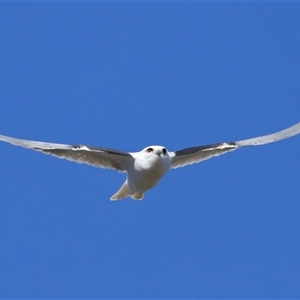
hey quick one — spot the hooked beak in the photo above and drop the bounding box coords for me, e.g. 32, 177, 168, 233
156, 150, 161, 156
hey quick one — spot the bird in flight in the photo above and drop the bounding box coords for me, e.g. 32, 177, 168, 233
0, 122, 300, 200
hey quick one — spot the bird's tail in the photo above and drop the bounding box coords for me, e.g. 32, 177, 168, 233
110, 181, 131, 201
110, 181, 145, 201
131, 192, 144, 200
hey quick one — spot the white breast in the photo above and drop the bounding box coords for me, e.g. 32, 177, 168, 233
127, 154, 171, 193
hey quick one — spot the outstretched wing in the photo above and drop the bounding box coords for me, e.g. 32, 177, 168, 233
0, 134, 134, 172
169, 122, 300, 169
169, 142, 238, 169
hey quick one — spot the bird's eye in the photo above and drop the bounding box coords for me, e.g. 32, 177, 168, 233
162, 148, 167, 155
146, 148, 153, 153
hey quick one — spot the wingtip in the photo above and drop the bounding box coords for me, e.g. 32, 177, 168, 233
236, 121, 300, 147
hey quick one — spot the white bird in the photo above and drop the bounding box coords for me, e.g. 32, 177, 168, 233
0, 122, 300, 200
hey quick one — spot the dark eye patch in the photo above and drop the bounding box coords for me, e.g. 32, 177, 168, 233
146, 148, 153, 153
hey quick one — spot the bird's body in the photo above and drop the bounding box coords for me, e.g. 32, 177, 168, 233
0, 122, 300, 200
113, 146, 172, 200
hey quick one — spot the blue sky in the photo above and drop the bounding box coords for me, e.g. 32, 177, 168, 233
0, 2, 300, 299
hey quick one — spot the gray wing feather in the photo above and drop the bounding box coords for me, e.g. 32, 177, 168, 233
0, 134, 133, 171
235, 122, 300, 146
170, 142, 238, 169
170, 122, 300, 169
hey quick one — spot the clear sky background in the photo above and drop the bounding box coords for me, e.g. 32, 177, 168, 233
0, 2, 300, 299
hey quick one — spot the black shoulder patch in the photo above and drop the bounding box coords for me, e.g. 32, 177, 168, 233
72, 145, 132, 157
175, 142, 237, 156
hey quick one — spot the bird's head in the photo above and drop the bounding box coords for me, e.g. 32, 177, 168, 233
135, 145, 171, 174
143, 145, 168, 158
